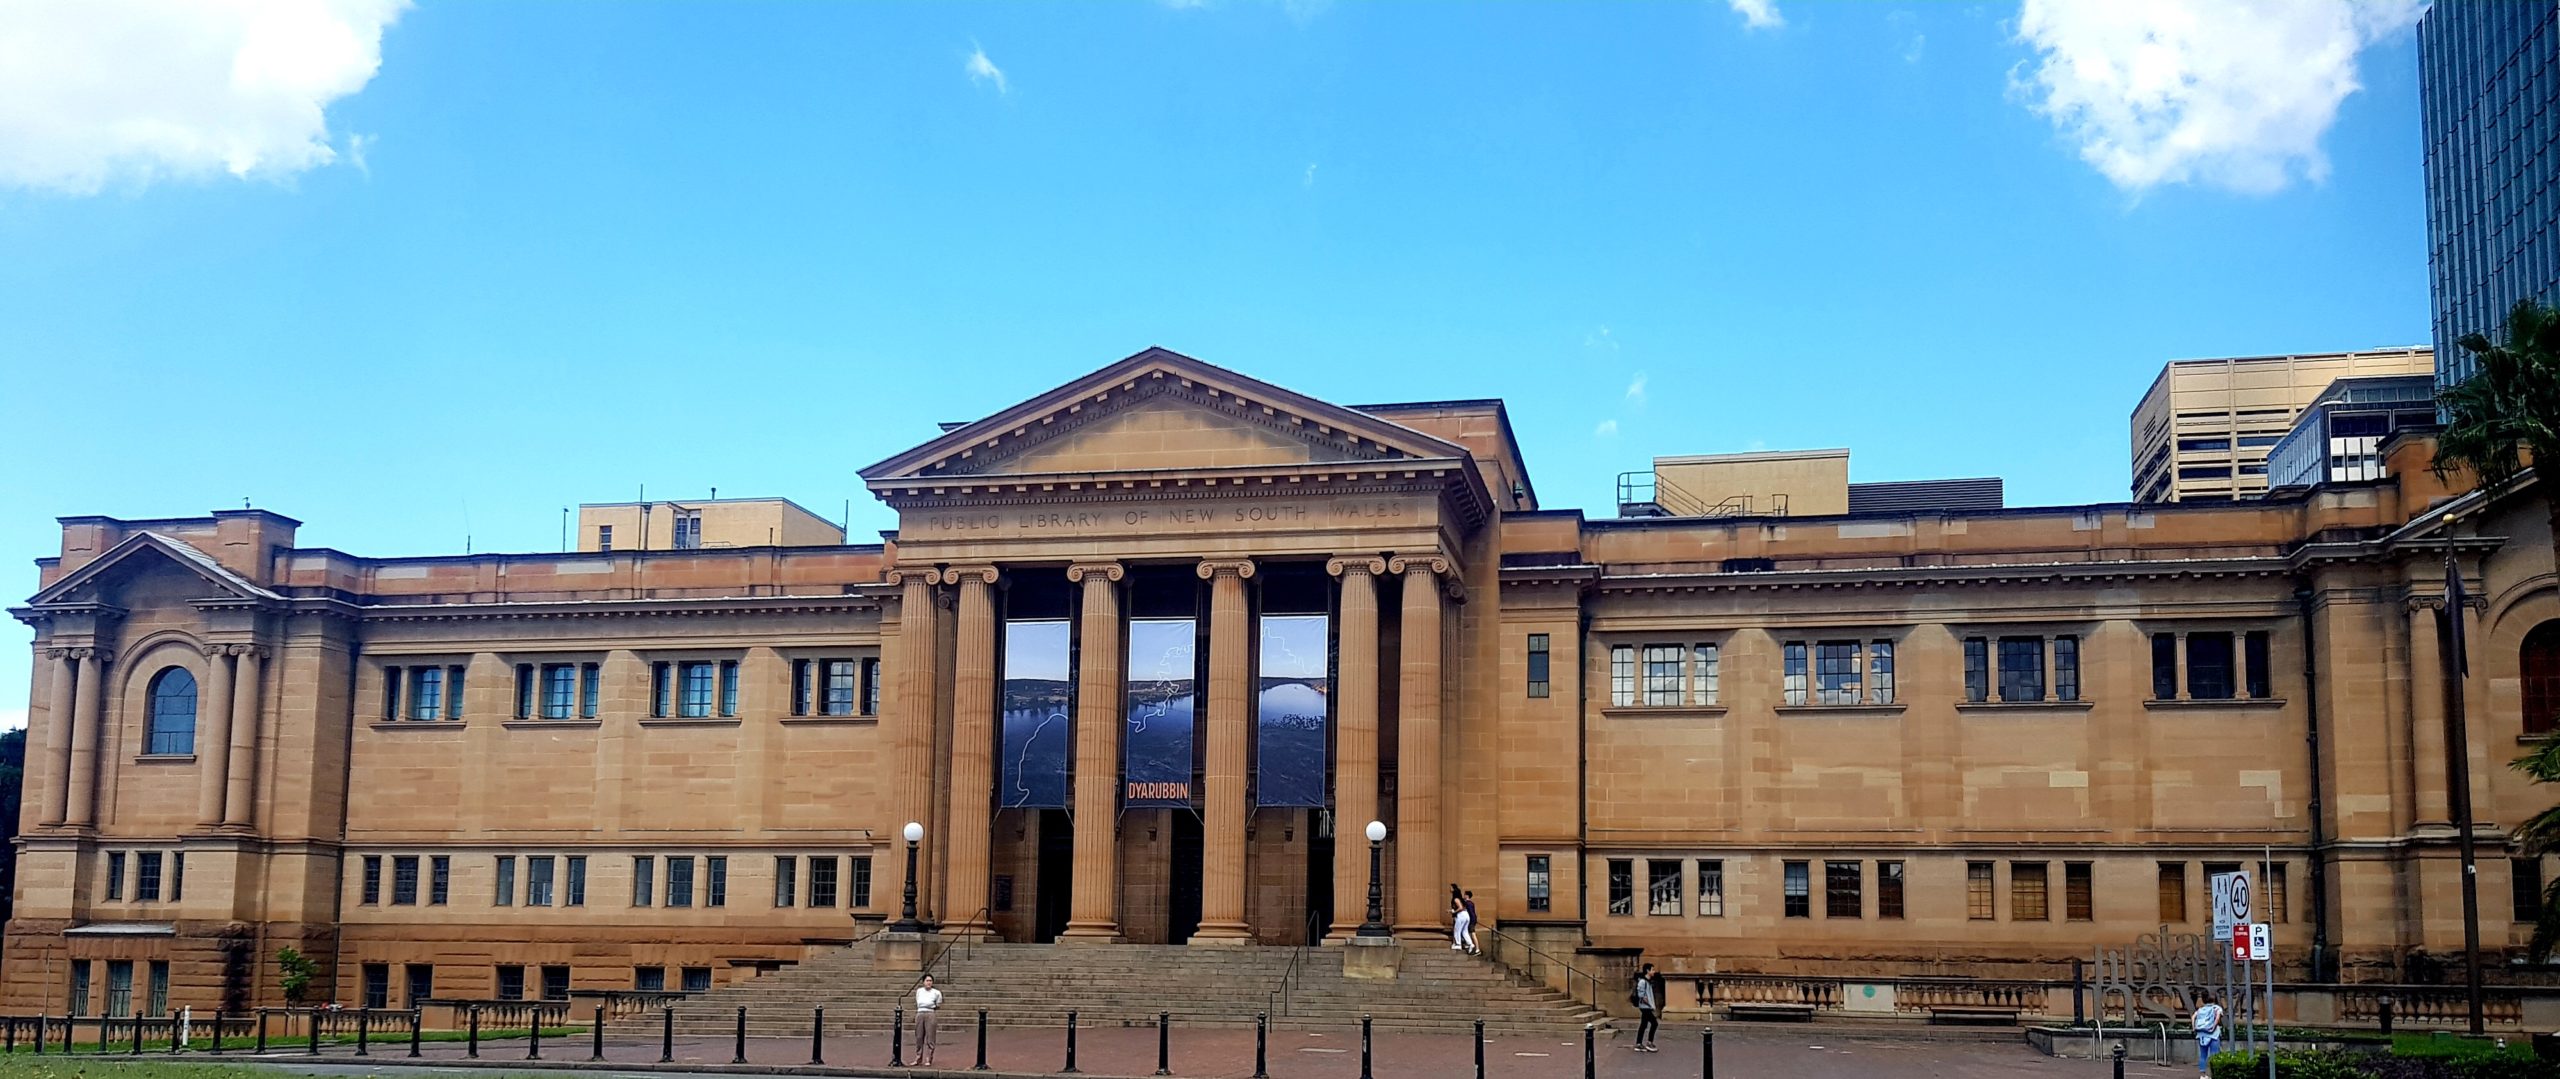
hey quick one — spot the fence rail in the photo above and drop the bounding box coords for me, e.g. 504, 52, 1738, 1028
2334, 985, 2528, 1028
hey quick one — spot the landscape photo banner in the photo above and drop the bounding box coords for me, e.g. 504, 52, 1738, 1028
1000, 618, 1073, 809
1255, 613, 1330, 807
1123, 618, 1199, 807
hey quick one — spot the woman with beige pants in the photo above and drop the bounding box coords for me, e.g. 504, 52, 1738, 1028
913, 976, 942, 1067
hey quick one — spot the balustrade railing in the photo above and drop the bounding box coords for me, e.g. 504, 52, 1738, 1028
2336, 985, 2527, 1028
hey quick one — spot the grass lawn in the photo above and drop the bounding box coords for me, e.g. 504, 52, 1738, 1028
0, 1027, 583, 1055
2389, 1031, 2544, 1060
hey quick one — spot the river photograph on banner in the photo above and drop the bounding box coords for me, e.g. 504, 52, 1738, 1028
1255, 613, 1330, 807
1124, 617, 1198, 807
1000, 618, 1072, 809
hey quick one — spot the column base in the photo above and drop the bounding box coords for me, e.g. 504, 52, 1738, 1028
1055, 924, 1124, 945
1391, 924, 1446, 944
1189, 922, 1254, 946
1342, 936, 1402, 981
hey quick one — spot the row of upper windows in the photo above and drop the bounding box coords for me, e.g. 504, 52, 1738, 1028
376, 657, 879, 724
355, 853, 875, 911
1584, 855, 2293, 924
1579, 631, 2277, 709
99, 850, 181, 903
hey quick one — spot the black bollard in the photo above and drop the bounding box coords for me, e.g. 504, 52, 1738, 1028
1583, 1023, 1595, 1079
2379, 997, 2395, 1036
660, 1007, 674, 1064
409, 1008, 422, 1059
2111, 1040, 2126, 1079
891, 1007, 904, 1067
1155, 1011, 1171, 1076
1475, 1018, 1486, 1079
731, 1006, 746, 1065
1360, 1014, 1374, 1079
1253, 1012, 1269, 1079
256, 1011, 269, 1054
809, 1007, 824, 1065
304, 1009, 318, 1057
529, 1008, 543, 1060
6, 1015, 15, 1055
975, 1008, 989, 1071
130, 1015, 142, 1055
1703, 1027, 1716, 1078
467, 1005, 481, 1059
212, 1009, 224, 1055
29, 1016, 41, 1055
2073, 958, 2088, 1027
1064, 1009, 1078, 1074
593, 1006, 607, 1062
357, 1009, 371, 1056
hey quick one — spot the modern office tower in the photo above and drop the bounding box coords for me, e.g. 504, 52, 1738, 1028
2421, 1, 2560, 388
2130, 347, 2433, 502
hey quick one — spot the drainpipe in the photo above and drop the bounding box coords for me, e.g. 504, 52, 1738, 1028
1576, 602, 1592, 944
2295, 580, 2336, 982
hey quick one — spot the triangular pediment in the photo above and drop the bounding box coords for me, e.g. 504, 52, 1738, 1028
861, 347, 1474, 483
25, 532, 280, 609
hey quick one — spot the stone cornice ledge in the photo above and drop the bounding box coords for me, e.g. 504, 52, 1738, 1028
1594, 556, 2294, 593
355, 593, 885, 624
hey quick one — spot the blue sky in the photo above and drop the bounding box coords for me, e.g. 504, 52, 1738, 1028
0, 1, 2432, 724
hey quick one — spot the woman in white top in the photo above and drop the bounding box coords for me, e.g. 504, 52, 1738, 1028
913, 975, 943, 1067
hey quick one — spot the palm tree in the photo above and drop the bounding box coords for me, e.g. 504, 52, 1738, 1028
2435, 298, 2560, 571
2514, 741, 2560, 959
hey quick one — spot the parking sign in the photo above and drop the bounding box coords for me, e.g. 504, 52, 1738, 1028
2210, 872, 2252, 942
2250, 922, 2271, 959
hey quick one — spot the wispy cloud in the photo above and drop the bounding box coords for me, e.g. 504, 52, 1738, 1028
1890, 10, 1925, 64
2012, 0, 2423, 194
1302, 162, 1318, 188
1594, 419, 1620, 439
1624, 372, 1649, 408
1584, 325, 1618, 352
1728, 0, 1784, 31
966, 40, 1009, 95
0, 0, 408, 194
346, 132, 375, 176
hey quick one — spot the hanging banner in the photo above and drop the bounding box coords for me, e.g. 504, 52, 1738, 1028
1000, 619, 1073, 809
1255, 614, 1331, 807
1123, 618, 1199, 807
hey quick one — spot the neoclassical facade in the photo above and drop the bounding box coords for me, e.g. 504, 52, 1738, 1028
8, 348, 2557, 1014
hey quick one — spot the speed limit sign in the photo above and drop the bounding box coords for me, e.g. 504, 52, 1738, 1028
2211, 872, 2253, 941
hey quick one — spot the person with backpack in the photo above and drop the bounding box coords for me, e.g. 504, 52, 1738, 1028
1631, 963, 1661, 1052
2190, 992, 2223, 1074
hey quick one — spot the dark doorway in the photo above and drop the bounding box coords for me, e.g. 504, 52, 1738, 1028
1168, 812, 1204, 943
1305, 817, 1335, 943
1034, 809, 1074, 943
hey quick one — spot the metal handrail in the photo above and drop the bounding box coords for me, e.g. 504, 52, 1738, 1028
921, 906, 992, 985
1475, 924, 1604, 1012
1269, 909, 1326, 1018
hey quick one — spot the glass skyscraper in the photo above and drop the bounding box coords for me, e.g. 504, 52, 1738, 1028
2421, 1, 2560, 388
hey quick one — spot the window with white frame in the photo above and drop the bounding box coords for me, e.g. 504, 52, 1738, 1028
1608, 642, 1723, 708
1784, 639, 1895, 706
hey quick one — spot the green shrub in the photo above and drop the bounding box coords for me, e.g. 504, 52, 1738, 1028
2210, 1045, 2560, 1078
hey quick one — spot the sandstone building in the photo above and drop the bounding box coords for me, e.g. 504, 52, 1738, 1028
8, 348, 2554, 1015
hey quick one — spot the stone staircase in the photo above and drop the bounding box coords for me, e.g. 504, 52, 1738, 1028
670, 941, 1609, 1038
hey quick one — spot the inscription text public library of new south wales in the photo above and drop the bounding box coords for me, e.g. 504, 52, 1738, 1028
916, 498, 1413, 537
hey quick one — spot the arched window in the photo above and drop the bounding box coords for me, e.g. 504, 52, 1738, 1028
146, 667, 197, 756
2524, 622, 2560, 736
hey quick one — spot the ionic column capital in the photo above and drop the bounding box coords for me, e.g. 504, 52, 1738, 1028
44, 647, 72, 662
1386, 554, 1449, 578
883, 565, 944, 587
1326, 556, 1387, 578
1196, 558, 1256, 581
944, 564, 1002, 587
68, 647, 111, 664
1065, 561, 1125, 584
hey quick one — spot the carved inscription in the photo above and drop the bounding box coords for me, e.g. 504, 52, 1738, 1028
915, 499, 1410, 536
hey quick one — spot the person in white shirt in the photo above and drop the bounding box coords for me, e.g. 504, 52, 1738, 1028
913, 975, 943, 1067
2190, 993, 2223, 1075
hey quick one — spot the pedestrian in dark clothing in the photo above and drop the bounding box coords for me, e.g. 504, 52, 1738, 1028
1632, 963, 1660, 1051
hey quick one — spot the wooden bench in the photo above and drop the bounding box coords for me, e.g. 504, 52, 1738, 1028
1927, 1006, 2023, 1026
1723, 1003, 1818, 1022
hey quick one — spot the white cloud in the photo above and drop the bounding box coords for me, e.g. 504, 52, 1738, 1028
1624, 373, 1649, 407
1585, 325, 1618, 351
1594, 419, 1619, 439
2012, 0, 2423, 194
1302, 162, 1318, 188
346, 132, 374, 176
966, 41, 1009, 95
0, 0, 407, 195
1728, 0, 1784, 31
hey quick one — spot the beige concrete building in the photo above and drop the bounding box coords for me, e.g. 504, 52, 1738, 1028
8, 347, 2554, 1018
576, 497, 845, 553
2131, 346, 2435, 503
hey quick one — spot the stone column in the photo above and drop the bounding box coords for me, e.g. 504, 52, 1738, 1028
1391, 556, 1447, 940
1061, 562, 1127, 942
944, 565, 1001, 934
2173, 632, 2190, 700
196, 647, 236, 827
41, 649, 74, 826
1194, 558, 1255, 944
2410, 598, 2450, 827
64, 649, 109, 828
1327, 556, 1385, 939
884, 567, 945, 892
224, 646, 264, 828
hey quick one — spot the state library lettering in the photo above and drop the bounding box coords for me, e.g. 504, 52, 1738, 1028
10, 347, 2558, 1012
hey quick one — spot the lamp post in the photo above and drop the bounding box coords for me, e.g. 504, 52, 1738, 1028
1357, 820, 1390, 938
891, 821, 925, 933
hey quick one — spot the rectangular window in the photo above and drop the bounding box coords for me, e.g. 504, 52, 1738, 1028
823, 660, 858, 716
1998, 637, 2046, 702
1610, 645, 1636, 707
850, 856, 873, 907
136, 852, 163, 901
363, 964, 390, 1010
633, 856, 656, 907
1964, 637, 1990, 703
384, 666, 403, 721
514, 663, 535, 719
651, 662, 671, 717
707, 856, 727, 907
2260, 860, 2287, 923
405, 965, 434, 1007
2054, 636, 2081, 702
682, 967, 713, 993
2066, 862, 2093, 921
1783, 861, 1810, 918
1607, 859, 1635, 916
527, 856, 556, 906
105, 960, 132, 1018
774, 857, 798, 907
147, 961, 168, 1018
673, 513, 701, 550
1642, 645, 1684, 705
1526, 634, 1551, 699
1825, 860, 1862, 919
2158, 863, 2187, 922
2517, 859, 2546, 922
392, 856, 419, 906
1526, 855, 1551, 912
667, 856, 695, 907
411, 666, 445, 721
2245, 631, 2272, 699
2011, 862, 2049, 921
494, 855, 516, 907
2187, 632, 2236, 700
541, 966, 570, 1002
1813, 642, 1861, 705
1783, 642, 1809, 706
68, 961, 90, 1016
597, 524, 614, 552
1967, 861, 1995, 920
580, 663, 600, 718
446, 665, 466, 719
1693, 643, 1720, 706
172, 853, 184, 901
1878, 861, 1904, 920
862, 659, 881, 715
566, 856, 587, 907
1869, 640, 1895, 704
810, 856, 839, 908
106, 851, 125, 900
1698, 859, 1724, 916
495, 965, 525, 1001
543, 664, 577, 719
360, 855, 379, 905
2151, 633, 2178, 700
719, 660, 739, 716
791, 660, 812, 715
681, 662, 715, 717
430, 856, 450, 905
634, 967, 666, 993
1647, 859, 1682, 915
